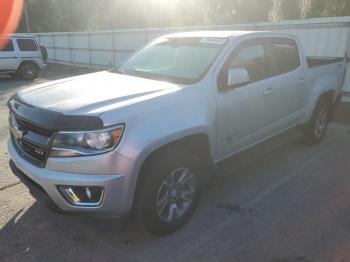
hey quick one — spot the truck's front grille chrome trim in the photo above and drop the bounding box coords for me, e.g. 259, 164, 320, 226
10, 111, 53, 167
21, 139, 47, 161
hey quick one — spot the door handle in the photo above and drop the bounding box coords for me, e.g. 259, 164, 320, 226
263, 87, 275, 95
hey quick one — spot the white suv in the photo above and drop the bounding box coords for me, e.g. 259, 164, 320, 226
0, 34, 46, 80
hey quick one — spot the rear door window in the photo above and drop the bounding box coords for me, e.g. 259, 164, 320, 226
17, 39, 38, 51
269, 39, 301, 76
0, 40, 14, 52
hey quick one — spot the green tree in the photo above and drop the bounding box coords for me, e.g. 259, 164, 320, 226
271, 0, 350, 21
16, 0, 350, 33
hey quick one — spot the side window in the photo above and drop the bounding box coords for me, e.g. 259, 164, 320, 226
270, 39, 300, 76
0, 40, 14, 52
17, 39, 38, 51
229, 44, 270, 83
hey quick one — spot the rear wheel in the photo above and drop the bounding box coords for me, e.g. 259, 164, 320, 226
18, 62, 39, 80
302, 99, 331, 145
135, 147, 203, 236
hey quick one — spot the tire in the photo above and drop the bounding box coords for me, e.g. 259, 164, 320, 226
40, 45, 48, 62
302, 99, 331, 145
135, 147, 203, 236
18, 62, 39, 80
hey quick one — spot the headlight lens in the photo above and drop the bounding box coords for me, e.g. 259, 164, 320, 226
49, 125, 124, 157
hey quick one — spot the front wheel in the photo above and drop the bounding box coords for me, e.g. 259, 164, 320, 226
135, 147, 203, 236
302, 99, 331, 145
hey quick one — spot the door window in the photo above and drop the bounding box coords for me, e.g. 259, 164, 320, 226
229, 44, 270, 83
0, 40, 14, 52
269, 39, 300, 76
17, 39, 38, 51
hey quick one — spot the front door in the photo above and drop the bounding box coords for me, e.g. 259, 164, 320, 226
216, 40, 275, 159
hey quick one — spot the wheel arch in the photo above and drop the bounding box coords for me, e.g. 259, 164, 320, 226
17, 60, 39, 70
301, 89, 336, 124
132, 133, 213, 209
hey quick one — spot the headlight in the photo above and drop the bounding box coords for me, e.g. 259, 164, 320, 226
49, 124, 124, 157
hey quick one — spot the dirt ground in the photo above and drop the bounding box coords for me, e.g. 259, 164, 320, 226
1, 65, 350, 262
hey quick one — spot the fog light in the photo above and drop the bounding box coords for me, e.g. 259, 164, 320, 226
58, 186, 104, 207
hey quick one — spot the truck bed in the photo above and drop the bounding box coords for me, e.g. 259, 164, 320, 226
308, 57, 345, 95
307, 57, 344, 68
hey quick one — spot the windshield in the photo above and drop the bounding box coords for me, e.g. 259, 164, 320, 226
115, 37, 227, 84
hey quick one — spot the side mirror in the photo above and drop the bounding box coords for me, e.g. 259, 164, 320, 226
227, 68, 250, 87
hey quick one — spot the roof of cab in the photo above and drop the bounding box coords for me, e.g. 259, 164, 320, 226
163, 30, 295, 40
164, 30, 259, 38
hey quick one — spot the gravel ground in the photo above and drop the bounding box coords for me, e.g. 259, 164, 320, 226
1, 65, 350, 262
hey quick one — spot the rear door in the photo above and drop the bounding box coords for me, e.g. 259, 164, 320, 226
0, 39, 17, 71
263, 38, 308, 129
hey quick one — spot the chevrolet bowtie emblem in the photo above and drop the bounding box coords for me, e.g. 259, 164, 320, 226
12, 125, 24, 140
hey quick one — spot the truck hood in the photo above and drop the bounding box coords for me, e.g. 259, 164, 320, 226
17, 71, 180, 115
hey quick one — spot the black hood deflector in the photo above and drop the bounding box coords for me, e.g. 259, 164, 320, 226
8, 95, 104, 131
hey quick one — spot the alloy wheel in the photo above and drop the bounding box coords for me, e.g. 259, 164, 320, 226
314, 110, 328, 139
156, 167, 196, 223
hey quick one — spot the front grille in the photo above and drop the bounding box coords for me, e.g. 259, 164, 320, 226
21, 139, 47, 162
10, 112, 53, 166
15, 116, 53, 137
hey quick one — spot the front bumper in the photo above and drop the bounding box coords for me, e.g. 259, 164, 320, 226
8, 138, 137, 216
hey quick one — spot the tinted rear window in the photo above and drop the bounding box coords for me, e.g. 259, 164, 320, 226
270, 39, 300, 76
0, 40, 14, 51
17, 39, 38, 51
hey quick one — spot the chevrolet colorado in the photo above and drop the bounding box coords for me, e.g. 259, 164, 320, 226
7, 31, 345, 235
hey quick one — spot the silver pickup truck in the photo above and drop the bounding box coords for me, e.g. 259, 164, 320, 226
7, 31, 345, 235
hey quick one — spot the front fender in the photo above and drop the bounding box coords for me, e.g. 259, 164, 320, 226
99, 88, 216, 209
119, 112, 213, 163
117, 119, 213, 211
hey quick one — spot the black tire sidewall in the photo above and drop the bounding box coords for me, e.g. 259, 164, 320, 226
137, 147, 203, 236
40, 45, 48, 62
305, 99, 330, 144
20, 63, 39, 80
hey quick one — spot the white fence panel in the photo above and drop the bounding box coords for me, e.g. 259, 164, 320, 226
70, 49, 89, 65
116, 31, 146, 50
90, 50, 113, 66
343, 62, 350, 102
71, 34, 89, 49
